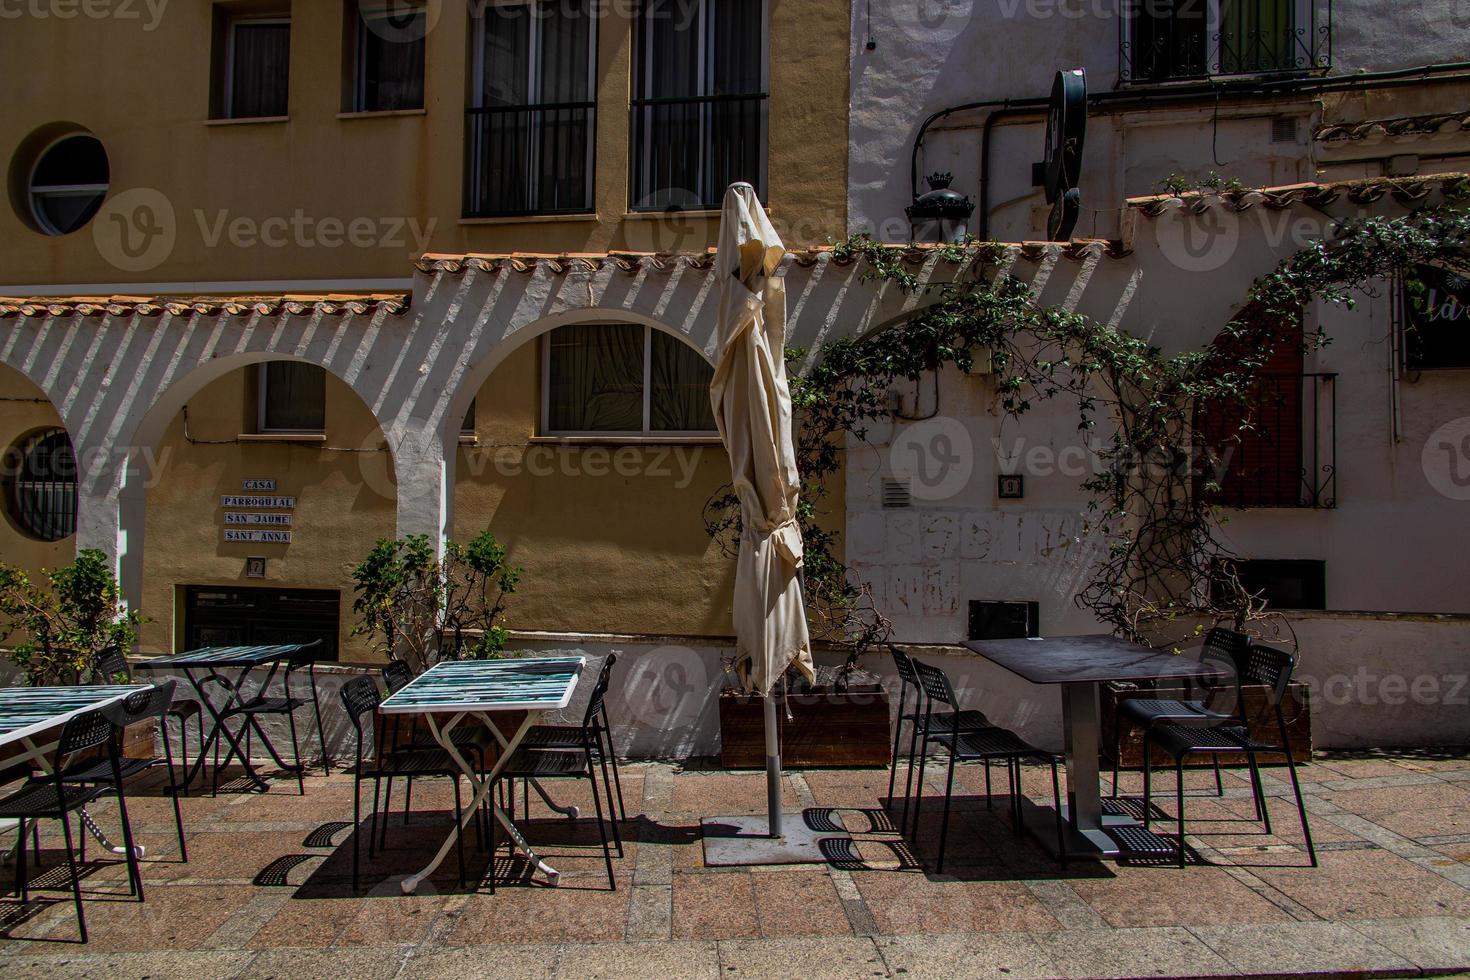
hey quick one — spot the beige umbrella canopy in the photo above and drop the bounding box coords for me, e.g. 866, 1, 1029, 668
710, 182, 814, 698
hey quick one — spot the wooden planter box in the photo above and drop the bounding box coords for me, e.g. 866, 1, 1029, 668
1102, 680, 1312, 769
719, 684, 891, 768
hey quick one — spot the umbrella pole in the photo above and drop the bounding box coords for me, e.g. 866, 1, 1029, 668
764, 693, 783, 838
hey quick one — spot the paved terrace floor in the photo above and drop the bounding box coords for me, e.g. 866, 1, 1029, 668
2, 751, 1470, 979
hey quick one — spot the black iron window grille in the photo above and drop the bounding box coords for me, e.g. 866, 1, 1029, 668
4, 428, 78, 542
1120, 0, 1331, 84
465, 1, 597, 217
631, 0, 767, 211
1196, 372, 1337, 509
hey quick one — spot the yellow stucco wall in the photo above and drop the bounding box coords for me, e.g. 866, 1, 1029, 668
455, 339, 737, 637
0, 0, 851, 285
137, 365, 397, 661
0, 364, 74, 576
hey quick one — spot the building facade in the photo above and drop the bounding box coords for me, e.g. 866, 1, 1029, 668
1, 0, 1467, 753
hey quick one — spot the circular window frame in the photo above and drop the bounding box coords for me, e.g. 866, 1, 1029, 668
14, 129, 110, 237
3, 428, 79, 543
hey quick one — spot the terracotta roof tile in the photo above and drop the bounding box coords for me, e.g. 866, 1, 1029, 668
1125, 173, 1470, 216
1316, 111, 1470, 145
0, 292, 410, 319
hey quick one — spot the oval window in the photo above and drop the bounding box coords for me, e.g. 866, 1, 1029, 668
5, 429, 79, 542
28, 134, 110, 236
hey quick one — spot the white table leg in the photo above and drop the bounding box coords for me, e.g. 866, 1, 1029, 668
401, 708, 557, 894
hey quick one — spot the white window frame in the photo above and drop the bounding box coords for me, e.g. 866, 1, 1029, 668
27, 134, 109, 237
353, 2, 427, 112
257, 364, 326, 434
224, 15, 291, 120
469, 0, 598, 213
539, 324, 717, 438
635, 0, 770, 207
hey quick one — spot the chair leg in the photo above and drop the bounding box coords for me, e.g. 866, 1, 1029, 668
1111, 724, 1123, 798
887, 689, 907, 810
452, 778, 466, 889
1246, 752, 1271, 833
161, 719, 188, 862
286, 706, 305, 796
352, 776, 363, 891
379, 776, 394, 851
487, 778, 497, 895
604, 727, 628, 825
900, 717, 921, 831
32, 819, 41, 864
1175, 757, 1187, 868
911, 738, 930, 840
113, 780, 144, 903
1212, 756, 1224, 796
1049, 757, 1067, 868
595, 749, 624, 857
368, 775, 382, 858
403, 777, 414, 825
58, 809, 87, 944
984, 759, 993, 809
1283, 749, 1317, 867
936, 752, 958, 874
1142, 733, 1153, 830
16, 818, 27, 905
588, 768, 616, 891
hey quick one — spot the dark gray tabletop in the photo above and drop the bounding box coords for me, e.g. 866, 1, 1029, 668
962, 634, 1225, 685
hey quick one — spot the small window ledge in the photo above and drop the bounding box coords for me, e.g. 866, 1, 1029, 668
237, 432, 328, 443
528, 435, 723, 447
204, 116, 290, 127
460, 213, 599, 226
337, 108, 427, 120
623, 209, 722, 220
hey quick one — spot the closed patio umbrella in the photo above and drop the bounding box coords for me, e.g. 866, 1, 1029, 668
710, 182, 814, 837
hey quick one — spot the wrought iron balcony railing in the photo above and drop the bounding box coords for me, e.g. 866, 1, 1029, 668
1120, 0, 1332, 84
629, 92, 767, 211
1197, 372, 1337, 509
463, 102, 596, 218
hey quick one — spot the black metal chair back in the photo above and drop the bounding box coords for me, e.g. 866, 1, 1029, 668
1197, 626, 1251, 719
889, 645, 918, 686
59, 707, 117, 762
113, 679, 177, 725
913, 659, 958, 710
1240, 643, 1296, 707
93, 645, 132, 684
340, 675, 383, 768
382, 660, 413, 694
583, 662, 613, 732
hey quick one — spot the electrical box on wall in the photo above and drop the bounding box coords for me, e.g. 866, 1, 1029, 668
968, 600, 1040, 641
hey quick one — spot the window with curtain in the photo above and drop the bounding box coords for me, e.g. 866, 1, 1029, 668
1220, 0, 1297, 74
543, 324, 716, 435
353, 3, 426, 112
465, 1, 596, 217
631, 0, 767, 210
227, 17, 290, 118
259, 362, 327, 432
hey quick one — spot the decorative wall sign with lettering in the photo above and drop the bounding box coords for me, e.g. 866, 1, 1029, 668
221, 495, 297, 509
224, 530, 292, 543
222, 479, 296, 544
224, 512, 293, 526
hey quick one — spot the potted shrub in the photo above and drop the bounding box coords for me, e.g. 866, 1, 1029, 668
0, 549, 144, 686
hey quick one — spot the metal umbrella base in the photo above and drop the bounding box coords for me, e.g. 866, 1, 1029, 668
701, 811, 851, 866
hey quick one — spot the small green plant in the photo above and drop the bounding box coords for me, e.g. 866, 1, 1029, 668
0, 549, 144, 686
351, 531, 522, 670
1159, 171, 1247, 196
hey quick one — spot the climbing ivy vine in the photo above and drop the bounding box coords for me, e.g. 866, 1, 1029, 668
707, 187, 1470, 664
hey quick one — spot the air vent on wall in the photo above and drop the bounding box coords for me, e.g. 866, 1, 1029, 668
1271, 116, 1299, 144
881, 477, 912, 509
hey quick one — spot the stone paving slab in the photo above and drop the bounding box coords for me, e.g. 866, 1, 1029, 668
2, 754, 1470, 978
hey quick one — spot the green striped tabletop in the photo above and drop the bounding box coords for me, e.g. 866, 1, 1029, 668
379, 657, 586, 715
134, 642, 322, 670
0, 685, 151, 747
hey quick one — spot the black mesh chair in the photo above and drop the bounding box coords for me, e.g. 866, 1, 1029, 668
1142, 643, 1317, 868
1111, 626, 1250, 798
910, 660, 1066, 873
338, 675, 481, 890
382, 660, 413, 694
0, 708, 143, 942
488, 664, 618, 892
887, 646, 991, 828
516, 653, 626, 825
59, 680, 189, 864
93, 646, 204, 792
